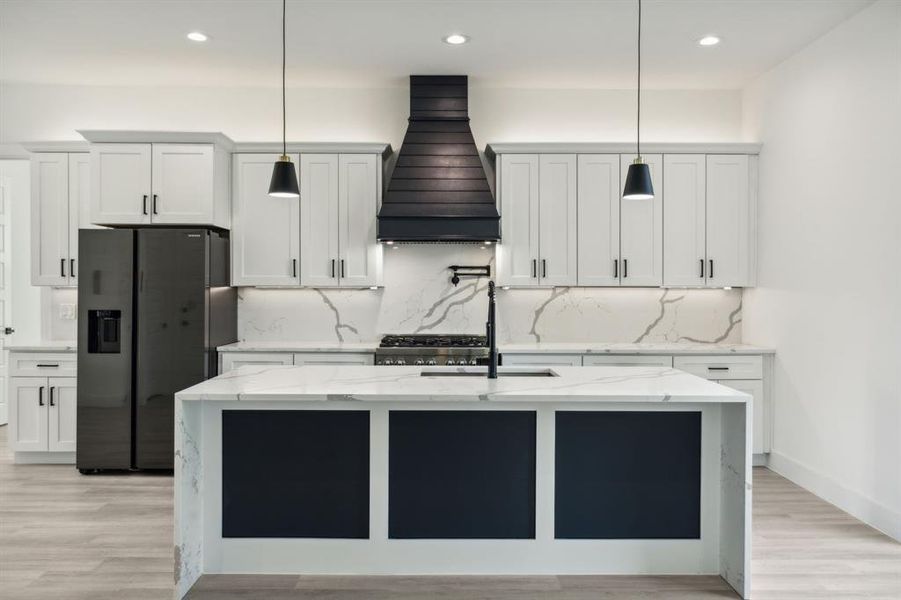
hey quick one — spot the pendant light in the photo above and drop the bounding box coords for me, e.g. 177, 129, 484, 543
623, 0, 654, 200
269, 0, 300, 198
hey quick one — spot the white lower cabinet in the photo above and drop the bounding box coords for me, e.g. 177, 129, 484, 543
501, 354, 583, 367
9, 376, 76, 454
220, 352, 294, 373
583, 355, 673, 367
715, 379, 766, 455
293, 352, 374, 366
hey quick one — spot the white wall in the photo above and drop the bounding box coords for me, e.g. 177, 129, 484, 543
0, 83, 742, 149
741, 0, 901, 539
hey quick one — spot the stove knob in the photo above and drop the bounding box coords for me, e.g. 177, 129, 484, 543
383, 359, 394, 366
426, 359, 437, 366
446, 359, 456, 366
414, 358, 424, 366
470, 359, 479, 365
395, 359, 406, 366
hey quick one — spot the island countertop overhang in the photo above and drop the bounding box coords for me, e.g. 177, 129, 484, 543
175, 365, 751, 404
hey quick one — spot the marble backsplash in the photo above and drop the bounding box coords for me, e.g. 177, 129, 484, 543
238, 245, 742, 344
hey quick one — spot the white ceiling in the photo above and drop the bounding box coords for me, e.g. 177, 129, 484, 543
0, 0, 872, 90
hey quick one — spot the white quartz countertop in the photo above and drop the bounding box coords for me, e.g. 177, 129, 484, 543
176, 364, 750, 404
217, 341, 379, 353
7, 341, 77, 352
217, 341, 774, 355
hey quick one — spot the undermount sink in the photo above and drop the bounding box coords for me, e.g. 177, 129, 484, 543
420, 368, 559, 378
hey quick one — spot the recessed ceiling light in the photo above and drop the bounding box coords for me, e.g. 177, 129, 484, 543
187, 31, 208, 42
443, 34, 469, 45
698, 35, 721, 47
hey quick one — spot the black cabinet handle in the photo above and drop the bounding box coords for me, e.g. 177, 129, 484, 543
292, 259, 297, 278
531, 259, 537, 278
708, 366, 730, 371
623, 258, 628, 279
142, 194, 148, 215
36, 363, 59, 368
60, 258, 66, 277
709, 259, 714, 279
700, 259, 705, 278
152, 194, 159, 215
541, 259, 547, 278
613, 259, 618, 279
331, 259, 336, 278
49, 387, 55, 407
38, 386, 44, 407
340, 259, 345, 278
70, 259, 76, 278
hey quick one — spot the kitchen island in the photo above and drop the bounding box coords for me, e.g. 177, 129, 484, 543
174, 365, 752, 599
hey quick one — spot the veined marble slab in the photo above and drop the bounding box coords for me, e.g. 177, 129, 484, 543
217, 341, 378, 353
176, 365, 750, 404
7, 341, 77, 352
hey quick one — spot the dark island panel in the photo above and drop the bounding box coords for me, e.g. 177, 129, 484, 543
389, 410, 536, 539
222, 410, 370, 538
555, 410, 702, 539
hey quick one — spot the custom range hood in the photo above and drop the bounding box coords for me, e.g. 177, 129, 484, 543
378, 75, 500, 243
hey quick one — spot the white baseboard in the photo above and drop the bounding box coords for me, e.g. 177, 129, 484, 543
14, 451, 75, 465
768, 451, 901, 542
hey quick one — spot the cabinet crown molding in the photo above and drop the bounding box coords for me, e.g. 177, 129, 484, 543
232, 142, 392, 156
21, 141, 90, 153
485, 142, 761, 160
77, 130, 236, 150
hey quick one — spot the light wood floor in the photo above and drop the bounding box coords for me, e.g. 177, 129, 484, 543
1, 425, 898, 599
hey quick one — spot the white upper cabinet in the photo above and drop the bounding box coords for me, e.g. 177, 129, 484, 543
577, 155, 620, 286
150, 144, 215, 224
619, 154, 663, 286
706, 154, 751, 287
498, 154, 540, 286
664, 154, 707, 287
497, 154, 576, 287
300, 154, 340, 287
538, 154, 578, 287
338, 154, 381, 287
31, 152, 91, 286
90, 144, 152, 225
90, 142, 229, 228
231, 154, 300, 286
300, 153, 382, 288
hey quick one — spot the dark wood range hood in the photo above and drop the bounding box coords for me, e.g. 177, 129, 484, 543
377, 75, 500, 243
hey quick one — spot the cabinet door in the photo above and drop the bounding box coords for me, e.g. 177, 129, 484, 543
67, 153, 92, 285
90, 143, 151, 225
497, 154, 539, 286
221, 352, 294, 373
538, 154, 577, 286
338, 154, 380, 287
501, 353, 582, 367
300, 154, 340, 287
583, 355, 673, 367
293, 352, 374, 366
30, 153, 70, 286
716, 379, 765, 455
232, 154, 300, 286
9, 378, 48, 451
577, 155, 621, 286
151, 144, 215, 225
619, 154, 663, 286
48, 377, 76, 452
706, 155, 750, 287
663, 154, 707, 287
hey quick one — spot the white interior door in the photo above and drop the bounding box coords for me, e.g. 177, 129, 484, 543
619, 154, 663, 286
338, 154, 380, 287
30, 153, 69, 286
48, 377, 77, 452
9, 378, 48, 451
538, 154, 577, 286
497, 154, 539, 286
151, 144, 215, 224
0, 177, 9, 424
232, 154, 300, 286
577, 154, 621, 286
663, 154, 707, 287
706, 155, 750, 287
300, 154, 340, 287
90, 143, 151, 225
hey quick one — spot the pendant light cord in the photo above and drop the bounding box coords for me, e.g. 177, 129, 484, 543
281, 0, 287, 158
637, 0, 642, 158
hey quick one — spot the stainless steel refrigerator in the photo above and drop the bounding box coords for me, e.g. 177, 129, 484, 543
77, 228, 236, 472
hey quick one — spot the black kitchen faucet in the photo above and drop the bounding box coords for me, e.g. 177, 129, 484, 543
486, 281, 498, 379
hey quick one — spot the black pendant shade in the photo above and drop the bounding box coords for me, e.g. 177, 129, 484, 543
623, 161, 654, 200
269, 156, 300, 198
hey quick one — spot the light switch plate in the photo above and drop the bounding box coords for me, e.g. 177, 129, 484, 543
59, 303, 77, 320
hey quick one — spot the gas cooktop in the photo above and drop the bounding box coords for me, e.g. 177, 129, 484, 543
379, 334, 487, 348
376, 334, 490, 366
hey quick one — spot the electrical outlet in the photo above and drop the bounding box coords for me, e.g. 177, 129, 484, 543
59, 303, 77, 320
